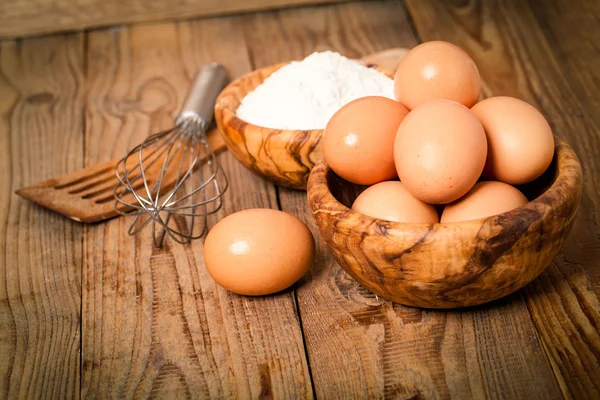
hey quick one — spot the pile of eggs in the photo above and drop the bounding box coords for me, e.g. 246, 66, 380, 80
322, 41, 555, 223
203, 40, 555, 298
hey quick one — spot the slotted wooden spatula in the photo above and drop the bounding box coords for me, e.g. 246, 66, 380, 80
16, 127, 226, 223
16, 48, 408, 223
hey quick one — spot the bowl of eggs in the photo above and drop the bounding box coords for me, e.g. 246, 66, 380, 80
214, 53, 395, 190
307, 41, 583, 308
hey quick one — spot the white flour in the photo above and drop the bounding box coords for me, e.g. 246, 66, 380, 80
236, 51, 395, 130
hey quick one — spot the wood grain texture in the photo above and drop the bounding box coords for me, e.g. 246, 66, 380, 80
307, 137, 582, 308
214, 62, 392, 190
241, 0, 565, 397
0, 35, 83, 398
405, 0, 600, 396
0, 0, 350, 39
214, 62, 323, 190
81, 19, 311, 398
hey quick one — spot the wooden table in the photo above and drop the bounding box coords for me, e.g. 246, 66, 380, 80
1, 0, 598, 398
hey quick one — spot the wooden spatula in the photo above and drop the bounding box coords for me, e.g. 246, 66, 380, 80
16, 48, 408, 223
16, 127, 227, 223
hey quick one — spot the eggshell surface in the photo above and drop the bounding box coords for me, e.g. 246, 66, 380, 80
471, 96, 555, 185
394, 99, 487, 204
323, 96, 409, 185
352, 181, 439, 223
394, 41, 481, 109
203, 208, 314, 296
441, 181, 528, 223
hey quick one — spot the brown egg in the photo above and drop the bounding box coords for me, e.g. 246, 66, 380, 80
441, 181, 528, 223
471, 96, 555, 185
203, 208, 314, 296
394, 99, 487, 204
352, 181, 439, 223
322, 96, 409, 185
394, 41, 481, 110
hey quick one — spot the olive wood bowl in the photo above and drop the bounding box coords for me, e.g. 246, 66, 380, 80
214, 62, 394, 190
307, 136, 583, 308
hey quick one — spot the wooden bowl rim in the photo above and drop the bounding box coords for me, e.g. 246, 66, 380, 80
214, 60, 395, 138
308, 135, 583, 234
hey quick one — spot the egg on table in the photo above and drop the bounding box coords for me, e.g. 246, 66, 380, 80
441, 181, 529, 223
203, 208, 315, 296
394, 41, 481, 110
471, 96, 555, 185
394, 99, 488, 204
352, 181, 439, 223
322, 96, 409, 185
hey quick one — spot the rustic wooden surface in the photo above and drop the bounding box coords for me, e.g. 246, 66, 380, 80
0, 0, 350, 39
0, 35, 84, 398
81, 20, 311, 398
0, 0, 598, 398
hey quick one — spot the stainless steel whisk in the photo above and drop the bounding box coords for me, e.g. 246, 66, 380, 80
114, 63, 229, 247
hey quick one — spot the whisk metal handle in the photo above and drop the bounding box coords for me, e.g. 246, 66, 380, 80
176, 63, 228, 128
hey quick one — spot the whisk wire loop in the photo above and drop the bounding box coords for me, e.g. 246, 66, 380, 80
114, 63, 229, 247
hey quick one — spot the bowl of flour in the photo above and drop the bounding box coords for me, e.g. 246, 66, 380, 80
214, 51, 396, 190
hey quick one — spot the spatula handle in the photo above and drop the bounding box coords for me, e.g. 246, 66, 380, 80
177, 63, 228, 127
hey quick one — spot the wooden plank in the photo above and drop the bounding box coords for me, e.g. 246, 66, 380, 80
0, 0, 350, 39
404, 0, 600, 397
0, 35, 83, 398
81, 19, 312, 398
241, 0, 565, 397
